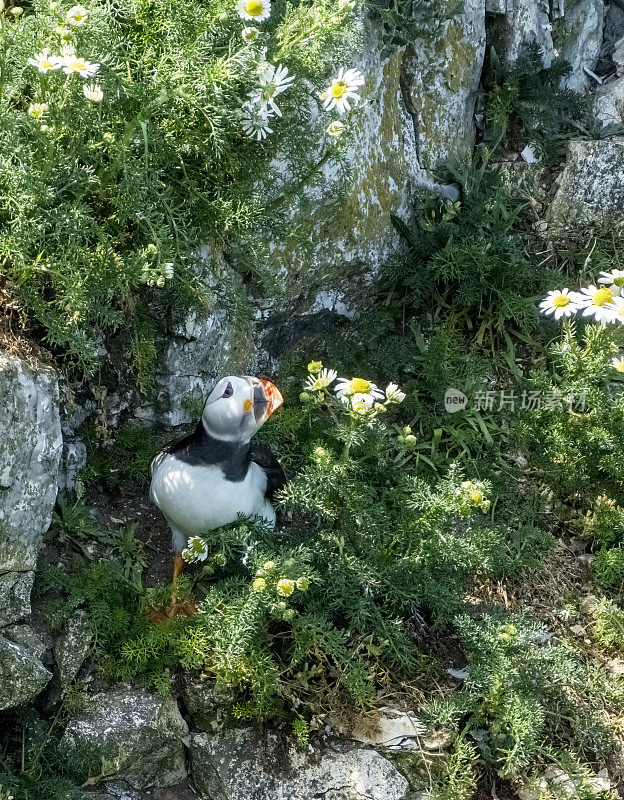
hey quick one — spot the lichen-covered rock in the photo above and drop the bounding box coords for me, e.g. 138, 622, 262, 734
190, 728, 409, 800
404, 0, 486, 169
61, 688, 189, 789
0, 353, 62, 626
593, 77, 624, 128
488, 0, 554, 68
2, 624, 46, 659
180, 674, 233, 732
54, 609, 93, 691
135, 249, 255, 426
267, 22, 424, 292
0, 632, 51, 710
552, 0, 604, 90
548, 139, 624, 224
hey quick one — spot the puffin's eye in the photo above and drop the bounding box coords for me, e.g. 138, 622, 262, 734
222, 381, 234, 398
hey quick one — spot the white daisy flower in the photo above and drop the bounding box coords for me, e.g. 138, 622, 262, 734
82, 82, 103, 102
577, 285, 616, 323
334, 377, 384, 405
183, 536, 209, 563
538, 288, 580, 320
28, 102, 48, 119
28, 49, 63, 73
62, 55, 100, 77
249, 63, 294, 117
321, 68, 364, 114
327, 120, 345, 138
305, 368, 337, 392
385, 383, 406, 404
611, 357, 624, 373
607, 296, 624, 324
598, 269, 624, 296
241, 101, 274, 140
241, 26, 260, 42
236, 0, 271, 22
66, 4, 88, 26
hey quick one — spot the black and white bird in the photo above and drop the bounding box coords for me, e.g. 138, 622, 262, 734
150, 375, 285, 584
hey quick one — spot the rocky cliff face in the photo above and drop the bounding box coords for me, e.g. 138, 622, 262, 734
133, 0, 619, 427
0, 352, 61, 708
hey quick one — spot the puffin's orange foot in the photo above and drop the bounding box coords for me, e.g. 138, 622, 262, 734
165, 597, 197, 618
146, 597, 197, 624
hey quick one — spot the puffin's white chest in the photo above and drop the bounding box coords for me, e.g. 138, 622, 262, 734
150, 454, 273, 547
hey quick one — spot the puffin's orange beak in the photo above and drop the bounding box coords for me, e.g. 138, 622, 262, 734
258, 379, 283, 418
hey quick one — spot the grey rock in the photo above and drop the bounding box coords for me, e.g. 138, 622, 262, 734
548, 139, 624, 224
2, 624, 46, 659
134, 249, 255, 427
0, 570, 35, 627
488, 0, 554, 69
0, 353, 62, 626
190, 728, 410, 800
615, 34, 624, 77
0, 633, 51, 710
601, 3, 624, 68
403, 0, 486, 169
421, 728, 457, 751
59, 438, 88, 492
61, 688, 189, 789
180, 674, 233, 732
552, 0, 604, 90
54, 609, 93, 690
594, 76, 624, 128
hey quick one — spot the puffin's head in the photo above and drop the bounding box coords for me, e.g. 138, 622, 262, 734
201, 375, 283, 443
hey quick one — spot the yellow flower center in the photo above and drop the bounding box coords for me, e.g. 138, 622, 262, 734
42, 58, 55, 69
70, 60, 87, 71
331, 80, 348, 99
470, 490, 484, 504
593, 287, 613, 306
616, 361, 624, 373
245, 0, 263, 15
553, 294, 571, 308
614, 276, 624, 288
349, 378, 371, 394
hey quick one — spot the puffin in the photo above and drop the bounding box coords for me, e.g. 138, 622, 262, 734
150, 375, 285, 586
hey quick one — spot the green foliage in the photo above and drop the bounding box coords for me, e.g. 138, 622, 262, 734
423, 612, 614, 782
0, 697, 89, 800
514, 320, 624, 508
80, 422, 169, 489
483, 43, 589, 160
46, 494, 146, 589
591, 598, 624, 652
365, 0, 457, 58
388, 156, 555, 354
0, 0, 358, 384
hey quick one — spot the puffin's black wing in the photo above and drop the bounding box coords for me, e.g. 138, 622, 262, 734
249, 444, 286, 499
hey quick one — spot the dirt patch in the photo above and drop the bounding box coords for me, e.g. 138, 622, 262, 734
86, 482, 174, 587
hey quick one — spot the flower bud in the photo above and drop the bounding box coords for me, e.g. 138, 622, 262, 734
252, 577, 266, 592
10, 6, 23, 15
